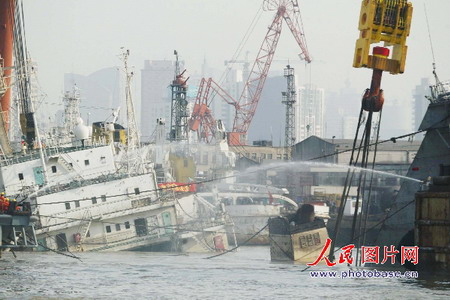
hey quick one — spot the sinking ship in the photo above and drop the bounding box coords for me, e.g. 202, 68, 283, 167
0, 1, 230, 254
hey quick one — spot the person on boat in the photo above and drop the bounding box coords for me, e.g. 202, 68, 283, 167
291, 203, 316, 225
0, 192, 7, 212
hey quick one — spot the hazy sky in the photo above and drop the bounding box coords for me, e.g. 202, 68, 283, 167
22, 0, 450, 132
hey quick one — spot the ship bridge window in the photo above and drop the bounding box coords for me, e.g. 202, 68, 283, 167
18, 173, 24, 180
440, 164, 450, 176
222, 197, 233, 206
134, 188, 140, 195
125, 221, 131, 229
65, 202, 71, 210
75, 200, 80, 208
84, 159, 90, 166
101, 195, 107, 202
115, 224, 121, 231
92, 197, 97, 204
237, 197, 253, 205
51, 166, 57, 173
105, 225, 111, 233
253, 198, 268, 205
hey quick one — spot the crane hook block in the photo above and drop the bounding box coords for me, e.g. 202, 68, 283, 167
353, 0, 413, 74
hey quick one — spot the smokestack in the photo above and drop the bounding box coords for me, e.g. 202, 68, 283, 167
0, 0, 15, 131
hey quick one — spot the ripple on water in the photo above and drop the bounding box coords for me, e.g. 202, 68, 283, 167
0, 247, 448, 299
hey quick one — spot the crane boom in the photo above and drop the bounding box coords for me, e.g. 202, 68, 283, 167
230, 0, 311, 145
189, 78, 238, 142
189, 0, 311, 145
283, 7, 311, 63
232, 9, 283, 137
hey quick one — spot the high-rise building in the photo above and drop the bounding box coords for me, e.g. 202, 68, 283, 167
324, 80, 361, 139
296, 85, 325, 141
247, 75, 285, 145
140, 60, 174, 142
412, 77, 430, 131
211, 68, 242, 132
342, 116, 359, 139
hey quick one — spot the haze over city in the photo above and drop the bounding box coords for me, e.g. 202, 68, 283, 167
22, 0, 450, 143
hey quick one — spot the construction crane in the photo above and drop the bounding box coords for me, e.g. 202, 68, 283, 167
189, 78, 238, 143
189, 0, 311, 145
169, 50, 190, 142
282, 65, 296, 151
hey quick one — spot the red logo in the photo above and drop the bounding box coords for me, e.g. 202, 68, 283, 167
308, 239, 419, 266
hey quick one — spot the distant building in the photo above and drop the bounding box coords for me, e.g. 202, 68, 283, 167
247, 75, 285, 145
219, 69, 242, 132
290, 135, 420, 203
228, 135, 421, 204
412, 77, 431, 131
381, 98, 412, 139
229, 144, 288, 163
296, 86, 325, 141
141, 60, 174, 142
324, 80, 360, 139
342, 116, 358, 139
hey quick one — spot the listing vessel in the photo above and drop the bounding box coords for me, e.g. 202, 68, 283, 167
0, 0, 38, 254
0, 0, 230, 253
376, 77, 450, 254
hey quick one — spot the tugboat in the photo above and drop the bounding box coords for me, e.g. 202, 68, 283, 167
0, 193, 37, 255
268, 204, 329, 262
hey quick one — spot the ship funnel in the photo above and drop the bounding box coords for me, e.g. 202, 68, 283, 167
0, 0, 14, 130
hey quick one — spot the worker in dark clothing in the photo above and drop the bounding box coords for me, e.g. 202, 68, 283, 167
292, 203, 316, 225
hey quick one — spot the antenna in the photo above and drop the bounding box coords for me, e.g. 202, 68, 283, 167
424, 4, 439, 83
424, 3, 447, 102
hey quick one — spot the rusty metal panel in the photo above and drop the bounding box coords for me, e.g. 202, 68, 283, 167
415, 191, 450, 271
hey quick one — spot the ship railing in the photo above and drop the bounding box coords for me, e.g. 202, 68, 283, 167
40, 192, 161, 227
0, 212, 38, 249
429, 80, 450, 103
83, 230, 172, 252
35, 172, 131, 197
0, 143, 109, 167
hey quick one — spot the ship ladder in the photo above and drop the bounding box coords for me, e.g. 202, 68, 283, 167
58, 155, 85, 181
76, 210, 93, 251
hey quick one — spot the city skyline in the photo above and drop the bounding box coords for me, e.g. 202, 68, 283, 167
21, 0, 450, 143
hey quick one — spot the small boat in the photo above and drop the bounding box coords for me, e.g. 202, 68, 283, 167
189, 183, 298, 245
0, 199, 38, 255
268, 204, 330, 262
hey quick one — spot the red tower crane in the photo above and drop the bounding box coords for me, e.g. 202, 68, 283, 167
189, 0, 311, 145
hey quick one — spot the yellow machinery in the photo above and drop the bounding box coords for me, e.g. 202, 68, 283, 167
329, 0, 413, 263
92, 122, 126, 145
353, 0, 413, 75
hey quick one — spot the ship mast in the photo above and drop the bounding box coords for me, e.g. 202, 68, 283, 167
119, 49, 140, 173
